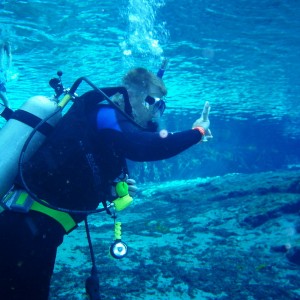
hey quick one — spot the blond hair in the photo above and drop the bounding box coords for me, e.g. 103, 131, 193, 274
122, 67, 167, 96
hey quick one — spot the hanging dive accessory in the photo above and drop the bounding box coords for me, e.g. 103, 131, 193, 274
109, 220, 128, 259
108, 180, 130, 259
84, 217, 101, 300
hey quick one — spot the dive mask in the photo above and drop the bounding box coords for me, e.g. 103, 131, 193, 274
145, 95, 166, 116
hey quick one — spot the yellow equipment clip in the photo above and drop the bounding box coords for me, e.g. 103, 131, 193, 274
113, 182, 133, 211
58, 93, 72, 108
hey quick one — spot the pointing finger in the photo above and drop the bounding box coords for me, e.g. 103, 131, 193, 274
202, 101, 210, 122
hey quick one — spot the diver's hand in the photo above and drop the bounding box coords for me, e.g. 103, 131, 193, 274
192, 101, 213, 141
125, 176, 138, 197
111, 175, 138, 198
193, 101, 210, 130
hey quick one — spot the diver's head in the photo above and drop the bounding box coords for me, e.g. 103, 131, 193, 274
122, 68, 167, 129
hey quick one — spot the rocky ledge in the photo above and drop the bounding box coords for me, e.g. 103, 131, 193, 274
50, 169, 300, 299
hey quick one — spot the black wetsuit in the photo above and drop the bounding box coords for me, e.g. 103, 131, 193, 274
0, 90, 203, 299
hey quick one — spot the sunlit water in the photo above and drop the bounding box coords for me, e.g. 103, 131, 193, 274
1, 0, 300, 170
1, 3, 299, 299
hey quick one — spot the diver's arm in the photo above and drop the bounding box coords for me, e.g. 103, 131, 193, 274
0, 92, 9, 107
2, 42, 11, 70
94, 104, 209, 161
100, 129, 203, 162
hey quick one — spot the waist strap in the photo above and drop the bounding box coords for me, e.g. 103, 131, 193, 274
1, 190, 77, 233
30, 200, 77, 233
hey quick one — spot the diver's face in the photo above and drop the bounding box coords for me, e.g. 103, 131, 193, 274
128, 84, 164, 127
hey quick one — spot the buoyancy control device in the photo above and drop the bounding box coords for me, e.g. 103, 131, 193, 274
1, 73, 141, 213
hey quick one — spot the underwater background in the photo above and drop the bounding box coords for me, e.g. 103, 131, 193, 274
1, 0, 300, 299
1, 0, 300, 181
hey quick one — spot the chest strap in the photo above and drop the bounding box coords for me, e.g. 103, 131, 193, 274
11, 109, 54, 136
0, 104, 13, 120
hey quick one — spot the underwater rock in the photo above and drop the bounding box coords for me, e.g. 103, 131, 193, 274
242, 199, 300, 228
51, 169, 300, 300
286, 247, 300, 265
270, 245, 289, 253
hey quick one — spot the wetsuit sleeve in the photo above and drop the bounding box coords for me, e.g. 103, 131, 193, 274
100, 129, 202, 162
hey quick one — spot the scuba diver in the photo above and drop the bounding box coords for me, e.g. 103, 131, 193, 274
0, 41, 11, 108
0, 67, 212, 299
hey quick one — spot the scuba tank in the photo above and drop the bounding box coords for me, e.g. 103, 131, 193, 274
0, 96, 61, 198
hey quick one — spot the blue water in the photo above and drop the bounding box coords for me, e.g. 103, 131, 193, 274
1, 2, 300, 299
1, 0, 300, 176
